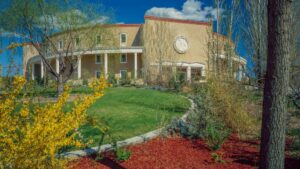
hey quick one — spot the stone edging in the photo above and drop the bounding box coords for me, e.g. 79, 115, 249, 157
60, 97, 195, 159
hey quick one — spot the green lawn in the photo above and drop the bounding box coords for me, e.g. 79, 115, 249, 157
65, 87, 190, 148
20, 85, 92, 97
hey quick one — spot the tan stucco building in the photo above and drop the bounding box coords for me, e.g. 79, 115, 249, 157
23, 15, 246, 84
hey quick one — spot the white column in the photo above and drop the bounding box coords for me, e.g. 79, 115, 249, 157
104, 53, 108, 78
202, 66, 206, 77
41, 60, 44, 78
32, 64, 35, 80
230, 59, 233, 76
77, 56, 81, 79
187, 66, 191, 82
238, 64, 242, 81
56, 57, 59, 73
242, 65, 246, 78
134, 52, 138, 79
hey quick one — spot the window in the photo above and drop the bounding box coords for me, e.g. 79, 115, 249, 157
58, 40, 63, 49
75, 37, 80, 47
95, 71, 101, 78
96, 35, 102, 46
120, 53, 127, 63
95, 54, 102, 64
120, 33, 127, 47
191, 67, 203, 81
176, 67, 187, 82
120, 70, 127, 80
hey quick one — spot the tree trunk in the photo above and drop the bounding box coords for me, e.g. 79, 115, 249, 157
259, 0, 292, 169
57, 74, 64, 96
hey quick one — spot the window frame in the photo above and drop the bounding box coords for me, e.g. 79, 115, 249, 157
58, 40, 63, 50
120, 33, 127, 47
95, 71, 101, 78
95, 54, 102, 64
120, 69, 127, 79
120, 53, 127, 63
96, 35, 102, 47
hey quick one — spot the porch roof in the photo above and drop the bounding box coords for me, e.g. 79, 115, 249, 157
28, 47, 144, 63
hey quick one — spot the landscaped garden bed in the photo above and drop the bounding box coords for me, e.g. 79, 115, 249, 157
69, 135, 300, 169
65, 81, 300, 169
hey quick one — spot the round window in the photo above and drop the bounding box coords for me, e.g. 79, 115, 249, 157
174, 36, 189, 54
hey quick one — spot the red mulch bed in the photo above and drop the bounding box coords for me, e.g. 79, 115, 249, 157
69, 135, 300, 169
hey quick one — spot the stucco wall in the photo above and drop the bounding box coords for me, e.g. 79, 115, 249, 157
49, 25, 142, 51
143, 17, 212, 66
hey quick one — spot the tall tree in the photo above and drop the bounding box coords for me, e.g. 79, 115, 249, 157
259, 0, 293, 168
208, 0, 244, 80
290, 0, 300, 110
213, 0, 225, 75
242, 0, 268, 88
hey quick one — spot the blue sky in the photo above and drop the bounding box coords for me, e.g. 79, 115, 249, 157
0, 0, 250, 76
102, 0, 214, 23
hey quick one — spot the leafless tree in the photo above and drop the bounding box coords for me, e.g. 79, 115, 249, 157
241, 0, 268, 88
143, 20, 176, 86
0, 0, 113, 95
208, 0, 244, 81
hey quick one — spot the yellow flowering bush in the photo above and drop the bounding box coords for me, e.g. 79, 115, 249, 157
0, 76, 108, 169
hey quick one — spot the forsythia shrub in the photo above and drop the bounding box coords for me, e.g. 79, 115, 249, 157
0, 76, 108, 169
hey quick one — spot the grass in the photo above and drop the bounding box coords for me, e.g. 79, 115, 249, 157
64, 87, 190, 148
20, 85, 92, 97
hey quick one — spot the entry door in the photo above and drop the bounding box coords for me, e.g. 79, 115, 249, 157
34, 64, 41, 79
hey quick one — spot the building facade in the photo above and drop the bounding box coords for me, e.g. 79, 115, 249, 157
23, 15, 246, 84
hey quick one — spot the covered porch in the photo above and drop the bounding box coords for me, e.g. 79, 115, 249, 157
149, 61, 206, 83
29, 47, 143, 81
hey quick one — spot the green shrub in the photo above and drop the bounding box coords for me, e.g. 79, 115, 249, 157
203, 117, 231, 151
192, 78, 258, 137
119, 79, 131, 86
115, 148, 131, 161
107, 73, 117, 86
82, 78, 89, 86
174, 83, 231, 150
34, 76, 49, 86
169, 72, 186, 91
110, 138, 131, 161
211, 152, 225, 163
166, 111, 230, 151
165, 117, 203, 138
